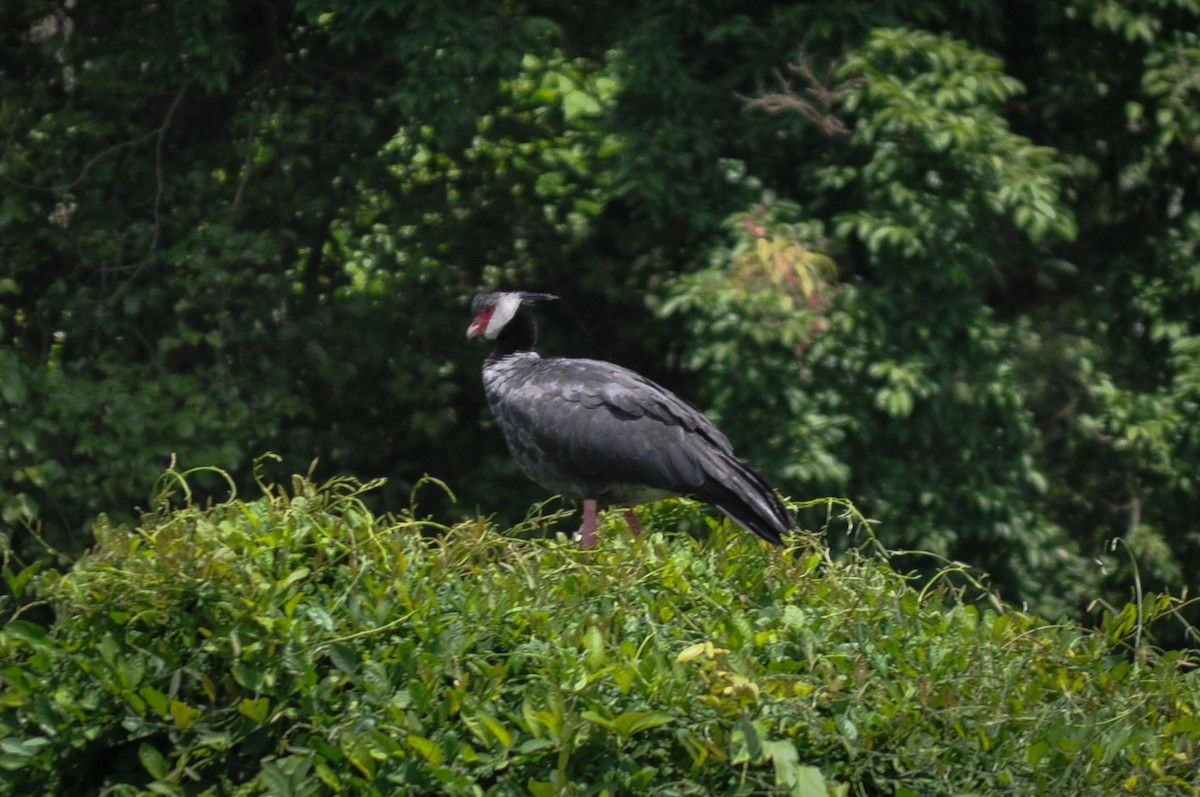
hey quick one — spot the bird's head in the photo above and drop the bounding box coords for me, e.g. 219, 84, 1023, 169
467, 291, 558, 340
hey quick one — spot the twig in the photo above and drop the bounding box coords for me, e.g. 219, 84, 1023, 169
151, 85, 187, 252
98, 85, 188, 315
737, 49, 860, 138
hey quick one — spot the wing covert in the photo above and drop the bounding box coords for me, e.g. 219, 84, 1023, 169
495, 357, 729, 493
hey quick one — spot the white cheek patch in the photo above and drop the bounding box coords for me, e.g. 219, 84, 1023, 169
486, 293, 523, 338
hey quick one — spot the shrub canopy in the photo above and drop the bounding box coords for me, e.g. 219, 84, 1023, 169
1, 476, 1198, 796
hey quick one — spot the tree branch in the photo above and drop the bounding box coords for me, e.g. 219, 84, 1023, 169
738, 49, 859, 138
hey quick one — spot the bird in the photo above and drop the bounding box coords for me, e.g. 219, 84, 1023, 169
467, 290, 794, 548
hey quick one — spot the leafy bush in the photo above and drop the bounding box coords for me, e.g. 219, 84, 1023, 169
2, 474, 1197, 796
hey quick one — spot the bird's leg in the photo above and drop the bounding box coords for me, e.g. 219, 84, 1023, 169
574, 499, 600, 548
623, 509, 642, 537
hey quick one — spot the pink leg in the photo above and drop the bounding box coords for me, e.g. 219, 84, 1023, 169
623, 509, 642, 536
574, 499, 599, 548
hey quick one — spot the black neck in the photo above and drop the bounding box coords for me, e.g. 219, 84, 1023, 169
490, 307, 539, 359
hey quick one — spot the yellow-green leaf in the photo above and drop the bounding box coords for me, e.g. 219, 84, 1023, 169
676, 641, 730, 663
238, 697, 270, 723
169, 700, 203, 729
528, 780, 555, 797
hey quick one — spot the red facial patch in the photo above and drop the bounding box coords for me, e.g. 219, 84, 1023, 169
468, 305, 495, 336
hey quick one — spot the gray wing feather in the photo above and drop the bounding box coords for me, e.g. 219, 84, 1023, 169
501, 358, 726, 491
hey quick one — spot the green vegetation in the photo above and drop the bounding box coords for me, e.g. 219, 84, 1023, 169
2, 474, 1197, 795
3, 3, 1199, 787
3, 0, 1198, 636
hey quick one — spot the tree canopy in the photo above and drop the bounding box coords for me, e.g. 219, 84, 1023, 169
2, 0, 1198, 634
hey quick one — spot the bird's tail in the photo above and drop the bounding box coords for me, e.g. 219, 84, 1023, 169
701, 456, 793, 545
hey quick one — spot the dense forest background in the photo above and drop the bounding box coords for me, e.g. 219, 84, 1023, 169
2, 0, 1197, 634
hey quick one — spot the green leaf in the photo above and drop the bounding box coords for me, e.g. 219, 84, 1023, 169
260, 754, 317, 797
583, 625, 605, 669
562, 89, 601, 120
731, 717, 764, 764
611, 663, 636, 695
581, 709, 617, 734
117, 653, 146, 689
232, 666, 266, 691
2, 562, 42, 600
138, 743, 171, 780
327, 644, 358, 676
793, 765, 831, 797
1026, 739, 1049, 767
278, 566, 310, 588
314, 759, 341, 790
406, 734, 444, 765
0, 737, 50, 760
342, 733, 377, 780
463, 706, 513, 749
612, 711, 674, 740
2, 620, 50, 648
0, 350, 27, 405
139, 685, 170, 718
